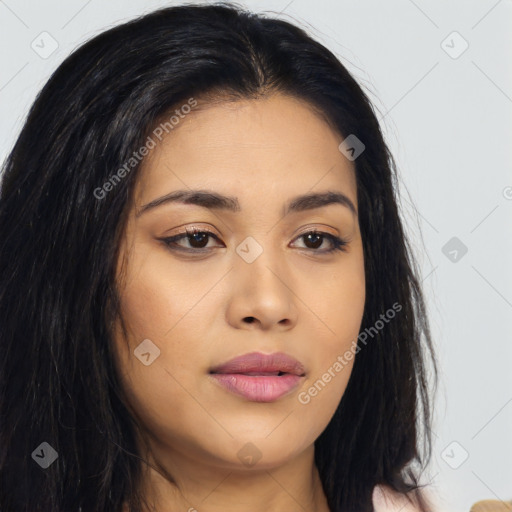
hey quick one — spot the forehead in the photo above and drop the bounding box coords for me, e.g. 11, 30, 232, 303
134, 93, 357, 209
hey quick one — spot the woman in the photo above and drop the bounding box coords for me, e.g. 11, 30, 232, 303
0, 3, 437, 511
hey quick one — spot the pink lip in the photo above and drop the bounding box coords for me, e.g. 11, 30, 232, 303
209, 351, 306, 402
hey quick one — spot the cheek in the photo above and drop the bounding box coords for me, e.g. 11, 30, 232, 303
111, 287, 208, 457
294, 253, 365, 423
111, 247, 220, 429
116, 244, 215, 340
294, 336, 358, 440
304, 248, 366, 346
297, 361, 354, 433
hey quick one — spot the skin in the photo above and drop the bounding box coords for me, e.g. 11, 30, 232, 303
113, 92, 366, 512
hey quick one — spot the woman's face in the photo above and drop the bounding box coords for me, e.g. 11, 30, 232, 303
113, 93, 365, 472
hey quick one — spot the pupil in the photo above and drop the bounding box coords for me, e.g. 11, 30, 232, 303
190, 232, 208, 248
306, 233, 322, 249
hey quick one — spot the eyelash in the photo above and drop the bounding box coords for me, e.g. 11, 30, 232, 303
160, 227, 348, 255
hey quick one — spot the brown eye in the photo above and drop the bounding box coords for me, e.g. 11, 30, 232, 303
160, 228, 348, 255
161, 228, 222, 252
186, 231, 210, 248
303, 232, 323, 249
292, 230, 348, 253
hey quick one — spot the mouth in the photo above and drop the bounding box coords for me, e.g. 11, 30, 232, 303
209, 351, 306, 376
236, 371, 287, 376
209, 352, 306, 402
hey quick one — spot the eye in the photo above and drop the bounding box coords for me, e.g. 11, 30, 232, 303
291, 230, 348, 253
159, 228, 349, 254
160, 227, 223, 252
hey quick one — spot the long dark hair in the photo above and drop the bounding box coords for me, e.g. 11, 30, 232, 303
0, 3, 437, 511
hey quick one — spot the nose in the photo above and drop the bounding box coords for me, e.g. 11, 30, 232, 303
225, 247, 299, 331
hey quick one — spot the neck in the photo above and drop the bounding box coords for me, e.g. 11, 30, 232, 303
130, 441, 331, 512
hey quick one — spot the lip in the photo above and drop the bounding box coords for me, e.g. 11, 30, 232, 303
209, 351, 306, 402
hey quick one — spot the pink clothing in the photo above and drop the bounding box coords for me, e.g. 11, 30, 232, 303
373, 485, 425, 512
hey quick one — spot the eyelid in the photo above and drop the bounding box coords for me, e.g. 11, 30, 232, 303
159, 226, 224, 251
159, 226, 349, 254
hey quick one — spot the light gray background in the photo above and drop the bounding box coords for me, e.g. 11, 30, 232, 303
1, 1, 511, 511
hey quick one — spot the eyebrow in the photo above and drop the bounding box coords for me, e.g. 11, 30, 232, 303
135, 189, 357, 217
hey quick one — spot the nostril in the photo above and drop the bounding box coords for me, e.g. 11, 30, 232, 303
244, 316, 256, 323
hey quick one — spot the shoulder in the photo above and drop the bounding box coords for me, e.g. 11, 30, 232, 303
372, 484, 426, 512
